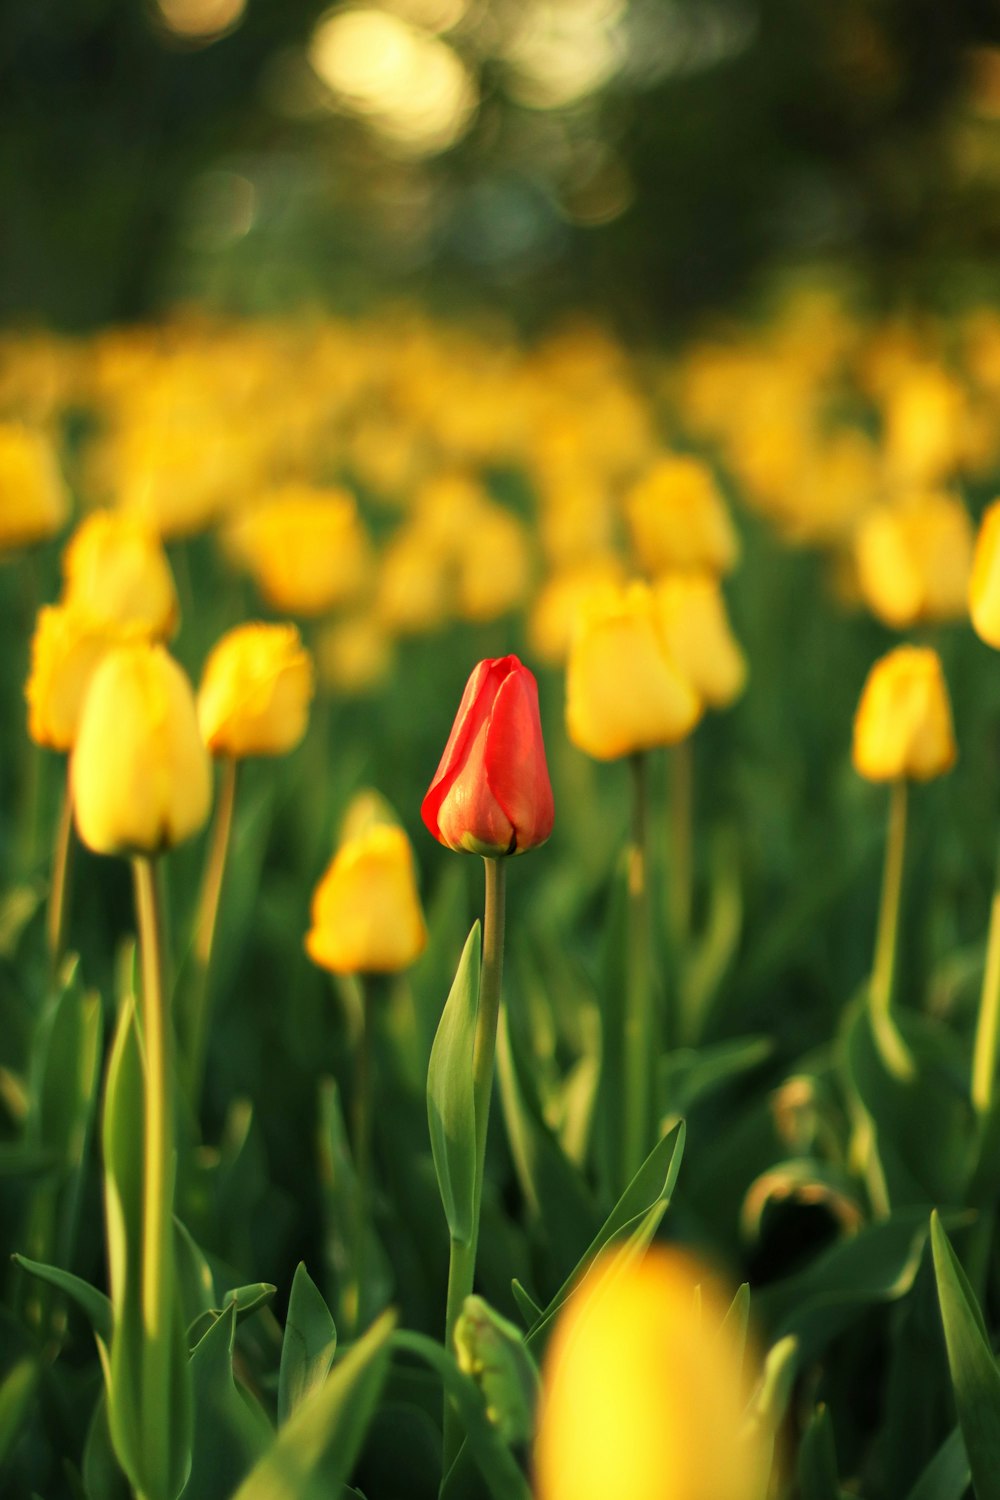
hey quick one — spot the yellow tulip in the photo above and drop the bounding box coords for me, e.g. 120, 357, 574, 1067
61, 509, 179, 639
454, 503, 532, 623
225, 487, 371, 616
25, 604, 140, 753
852, 645, 956, 783
71, 643, 213, 856
566, 582, 701, 760
652, 572, 747, 709
625, 456, 739, 576
316, 613, 395, 695
376, 528, 451, 635
882, 362, 965, 486
305, 821, 428, 975
969, 498, 1000, 648
854, 492, 973, 629
528, 559, 625, 666
197, 622, 315, 758
0, 423, 70, 551
534, 1248, 763, 1500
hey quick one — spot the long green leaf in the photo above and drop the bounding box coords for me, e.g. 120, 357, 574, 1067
183, 1303, 272, 1500
233, 1308, 396, 1500
0, 1358, 38, 1468
11, 1255, 111, 1343
905, 1426, 970, 1500
797, 1405, 842, 1500
427, 924, 481, 1246
278, 1263, 338, 1426
931, 1211, 1000, 1500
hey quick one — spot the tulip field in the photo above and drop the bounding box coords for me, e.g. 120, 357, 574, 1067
7, 292, 1000, 1499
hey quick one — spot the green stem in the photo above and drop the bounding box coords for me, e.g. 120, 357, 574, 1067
441, 855, 506, 1483
186, 756, 239, 1110
347, 977, 376, 1338
869, 779, 915, 1082
668, 736, 693, 953
623, 752, 652, 1182
972, 825, 1000, 1115
132, 855, 174, 1496
46, 763, 75, 980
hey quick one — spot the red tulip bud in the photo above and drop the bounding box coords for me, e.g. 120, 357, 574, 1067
422, 655, 555, 857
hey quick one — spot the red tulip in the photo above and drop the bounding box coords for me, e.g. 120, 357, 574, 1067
422, 655, 555, 856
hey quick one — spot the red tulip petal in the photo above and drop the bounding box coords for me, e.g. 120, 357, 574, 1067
484, 662, 554, 852
421, 658, 498, 839
435, 713, 515, 854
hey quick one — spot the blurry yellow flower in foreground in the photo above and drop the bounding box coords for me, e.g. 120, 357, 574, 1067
225, 487, 371, 616
72, 643, 212, 856
529, 558, 624, 666
969, 498, 1000, 648
626, 455, 739, 577
652, 572, 747, 710
26, 604, 142, 753
305, 813, 427, 975
852, 646, 956, 783
62, 509, 179, 639
316, 613, 395, 695
535, 1248, 763, 1500
198, 622, 314, 758
854, 492, 974, 629
566, 582, 701, 760
0, 424, 70, 551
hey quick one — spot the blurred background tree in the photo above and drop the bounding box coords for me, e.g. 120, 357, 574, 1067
3, 0, 1000, 334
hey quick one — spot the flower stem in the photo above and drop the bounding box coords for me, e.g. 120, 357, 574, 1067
972, 825, 1000, 1116
132, 855, 175, 1495
346, 976, 376, 1338
869, 779, 915, 1082
186, 755, 239, 1111
46, 763, 75, 981
668, 736, 693, 954
441, 855, 506, 1483
623, 751, 652, 1182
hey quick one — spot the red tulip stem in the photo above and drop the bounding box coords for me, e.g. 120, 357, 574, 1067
185, 755, 239, 1111
624, 751, 652, 1183
869, 778, 915, 1083
132, 854, 175, 1496
442, 854, 506, 1480
46, 762, 75, 981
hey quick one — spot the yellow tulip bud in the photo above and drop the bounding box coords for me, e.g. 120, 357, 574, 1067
376, 529, 451, 635
528, 559, 625, 666
625, 456, 739, 576
71, 643, 213, 856
0, 423, 70, 551
854, 492, 973, 629
224, 487, 371, 616
197, 622, 314, 758
61, 509, 179, 639
25, 605, 142, 752
566, 582, 701, 760
652, 572, 747, 710
852, 645, 956, 783
316, 614, 395, 695
534, 1248, 764, 1500
969, 498, 1000, 648
454, 503, 532, 623
305, 820, 428, 975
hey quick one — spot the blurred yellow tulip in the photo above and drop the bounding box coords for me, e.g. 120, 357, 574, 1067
626, 455, 739, 577
454, 503, 532, 623
25, 604, 140, 753
565, 582, 701, 760
71, 642, 213, 856
0, 423, 70, 551
652, 572, 747, 710
316, 613, 395, 695
197, 622, 315, 758
225, 487, 371, 616
534, 1248, 764, 1500
852, 645, 956, 783
854, 492, 973, 629
62, 509, 179, 639
528, 559, 625, 666
305, 820, 428, 975
969, 498, 1000, 648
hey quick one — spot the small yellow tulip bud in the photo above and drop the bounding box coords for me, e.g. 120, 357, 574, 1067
969, 498, 1000, 648
534, 1248, 764, 1500
71, 643, 213, 856
565, 582, 701, 761
61, 509, 179, 639
0, 423, 70, 551
197, 622, 315, 758
625, 456, 739, 577
852, 645, 956, 783
854, 492, 973, 629
25, 604, 141, 753
651, 572, 747, 710
305, 818, 428, 976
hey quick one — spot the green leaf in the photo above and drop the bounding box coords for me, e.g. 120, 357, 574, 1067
720, 1283, 750, 1381
393, 1330, 531, 1500
527, 1120, 686, 1350
904, 1427, 970, 1500
10, 1254, 111, 1343
183, 1303, 272, 1500
0, 1358, 38, 1468
278, 1263, 338, 1426
174, 1218, 217, 1334
510, 1281, 541, 1328
931, 1211, 1000, 1500
233, 1308, 396, 1500
660, 1036, 772, 1118
186, 1284, 278, 1349
744, 1335, 798, 1495
427, 923, 481, 1246
82, 1391, 131, 1500
797, 1405, 843, 1500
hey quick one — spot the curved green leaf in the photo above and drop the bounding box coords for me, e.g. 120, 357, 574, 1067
427, 924, 481, 1246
